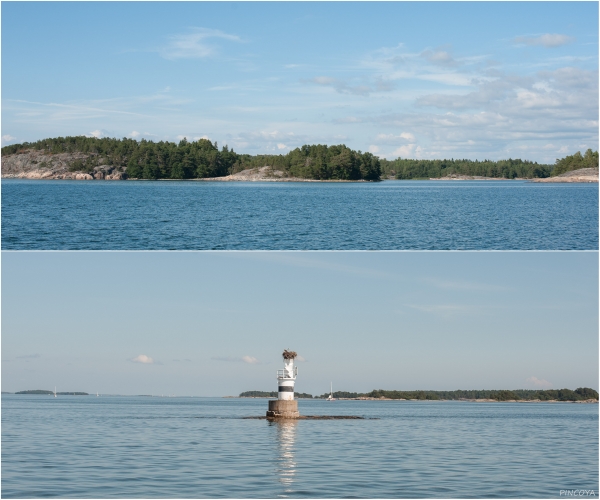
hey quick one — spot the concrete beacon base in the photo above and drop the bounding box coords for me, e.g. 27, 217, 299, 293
266, 399, 299, 419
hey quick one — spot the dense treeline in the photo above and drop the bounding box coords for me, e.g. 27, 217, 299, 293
313, 388, 598, 401
552, 149, 598, 176
15, 390, 89, 395
234, 144, 381, 180
2, 136, 596, 180
379, 157, 553, 179
239, 391, 313, 398
0, 136, 380, 181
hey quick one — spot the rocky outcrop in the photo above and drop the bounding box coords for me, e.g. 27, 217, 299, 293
1, 150, 127, 180
202, 165, 360, 182
531, 167, 598, 183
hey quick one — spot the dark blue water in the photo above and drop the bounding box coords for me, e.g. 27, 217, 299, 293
1, 396, 597, 498
1, 180, 597, 249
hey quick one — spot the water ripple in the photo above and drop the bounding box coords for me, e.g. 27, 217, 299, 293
2, 180, 597, 250
1, 396, 597, 497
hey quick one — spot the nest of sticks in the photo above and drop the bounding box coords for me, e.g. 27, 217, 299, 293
282, 349, 297, 360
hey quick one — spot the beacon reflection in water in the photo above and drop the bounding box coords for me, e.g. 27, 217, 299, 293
271, 419, 298, 496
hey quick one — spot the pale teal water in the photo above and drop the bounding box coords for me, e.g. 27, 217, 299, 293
1, 180, 598, 250
1, 395, 597, 497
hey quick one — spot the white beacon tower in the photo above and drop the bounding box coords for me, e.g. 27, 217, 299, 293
266, 349, 300, 419
278, 350, 298, 400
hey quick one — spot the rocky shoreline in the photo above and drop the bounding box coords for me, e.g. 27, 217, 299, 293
530, 167, 598, 183
429, 168, 598, 182
1, 150, 126, 180
197, 166, 363, 182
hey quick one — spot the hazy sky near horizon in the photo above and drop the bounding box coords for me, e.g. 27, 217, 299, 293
2, 251, 597, 396
1, 2, 598, 163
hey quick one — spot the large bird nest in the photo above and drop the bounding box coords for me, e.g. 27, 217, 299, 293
282, 349, 297, 360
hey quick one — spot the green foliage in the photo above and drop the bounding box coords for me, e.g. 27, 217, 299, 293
4, 137, 596, 181
239, 391, 312, 398
380, 157, 553, 179
552, 149, 599, 176
15, 390, 89, 395
491, 390, 521, 401
15, 390, 54, 395
575, 387, 599, 399
315, 388, 598, 401
68, 156, 97, 173
239, 391, 278, 397
2, 137, 380, 181
232, 144, 381, 180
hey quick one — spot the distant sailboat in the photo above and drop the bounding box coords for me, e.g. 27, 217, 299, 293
54, 386, 57, 398
326, 382, 335, 401
96, 391, 99, 397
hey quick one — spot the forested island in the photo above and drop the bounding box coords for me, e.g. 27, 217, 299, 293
240, 388, 598, 401
2, 136, 597, 181
15, 390, 89, 395
379, 149, 598, 180
239, 391, 314, 398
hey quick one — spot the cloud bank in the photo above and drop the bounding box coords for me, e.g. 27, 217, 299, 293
130, 354, 155, 364
526, 376, 552, 388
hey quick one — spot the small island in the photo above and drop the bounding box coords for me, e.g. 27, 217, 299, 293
15, 390, 89, 395
239, 387, 598, 402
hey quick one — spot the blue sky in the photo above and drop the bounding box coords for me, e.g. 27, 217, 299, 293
1, 2, 598, 163
2, 251, 597, 396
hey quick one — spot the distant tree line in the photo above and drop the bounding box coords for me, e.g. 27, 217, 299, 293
239, 391, 313, 398
2, 136, 596, 181
0, 137, 380, 181
313, 388, 598, 401
15, 390, 89, 395
379, 158, 553, 179
234, 144, 381, 180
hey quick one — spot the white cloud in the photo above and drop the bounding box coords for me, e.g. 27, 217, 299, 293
241, 355, 260, 364
159, 27, 242, 60
421, 49, 459, 67
129, 131, 140, 138
313, 76, 335, 85
514, 34, 575, 48
89, 130, 103, 138
375, 132, 416, 144
277, 143, 288, 150
526, 376, 552, 388
393, 144, 417, 158
2, 134, 16, 144
130, 354, 155, 364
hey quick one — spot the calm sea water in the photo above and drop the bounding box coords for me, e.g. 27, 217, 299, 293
1, 395, 597, 498
1, 180, 597, 250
